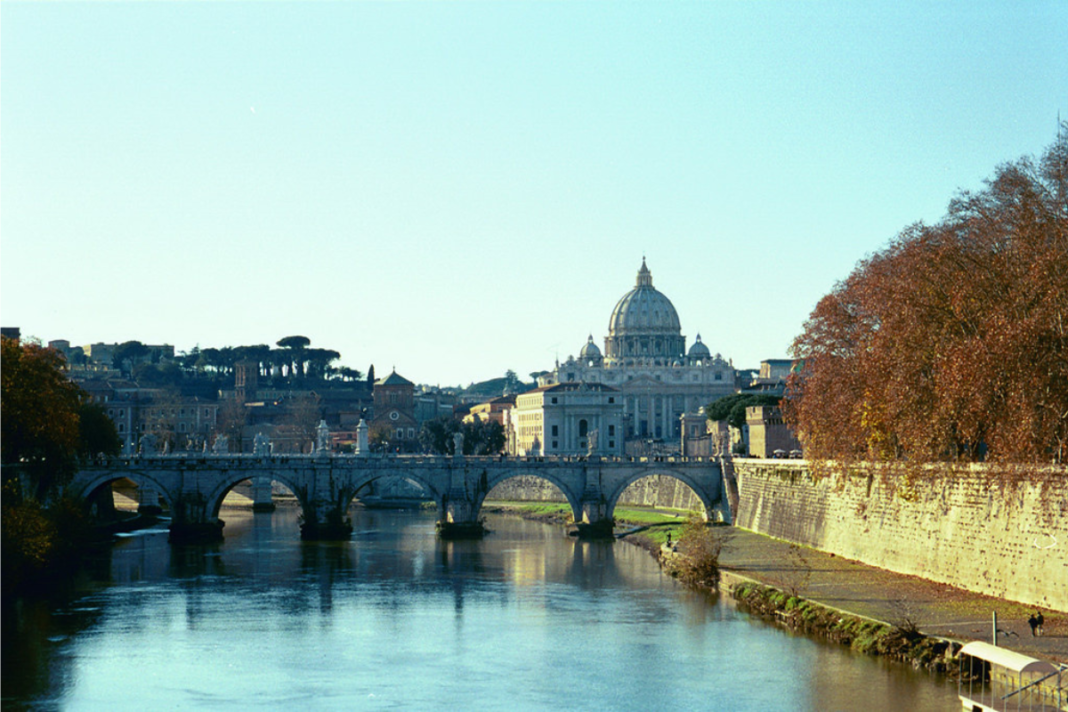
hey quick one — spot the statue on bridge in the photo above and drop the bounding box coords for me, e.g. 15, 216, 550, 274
212, 434, 229, 455
138, 433, 158, 457
452, 431, 464, 457
587, 429, 599, 456
316, 420, 331, 455
253, 432, 272, 456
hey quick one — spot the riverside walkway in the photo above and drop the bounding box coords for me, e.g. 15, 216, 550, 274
717, 528, 1067, 664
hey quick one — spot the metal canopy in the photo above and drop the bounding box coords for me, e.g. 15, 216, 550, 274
959, 641, 1059, 676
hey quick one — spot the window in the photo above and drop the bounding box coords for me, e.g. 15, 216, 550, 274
608, 425, 615, 437
579, 419, 588, 437
608, 440, 614, 448
551, 425, 558, 437
408, 428, 415, 439
118, 424, 125, 433
551, 397, 558, 404
396, 428, 404, 439
715, 373, 722, 381
552, 441, 558, 449
608, 397, 615, 404
179, 423, 187, 433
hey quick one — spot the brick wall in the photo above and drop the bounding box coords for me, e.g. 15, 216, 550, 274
734, 460, 1068, 611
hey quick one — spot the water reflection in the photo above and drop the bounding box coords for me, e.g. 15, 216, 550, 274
3, 507, 959, 711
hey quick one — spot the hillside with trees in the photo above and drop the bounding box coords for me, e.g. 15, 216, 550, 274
784, 129, 1068, 468
100, 336, 365, 395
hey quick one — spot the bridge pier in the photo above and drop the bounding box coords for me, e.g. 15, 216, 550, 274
169, 491, 224, 544
300, 515, 353, 541
435, 457, 487, 538
437, 492, 486, 539
138, 483, 163, 516
570, 495, 614, 539
251, 477, 276, 512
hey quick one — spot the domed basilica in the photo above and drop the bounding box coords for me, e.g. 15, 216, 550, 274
540, 259, 737, 441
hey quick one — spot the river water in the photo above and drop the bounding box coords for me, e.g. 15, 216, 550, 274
2, 507, 959, 711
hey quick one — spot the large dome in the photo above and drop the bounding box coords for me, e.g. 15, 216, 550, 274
608, 259, 682, 336
604, 260, 686, 361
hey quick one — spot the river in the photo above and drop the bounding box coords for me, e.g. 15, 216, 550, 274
2, 506, 960, 711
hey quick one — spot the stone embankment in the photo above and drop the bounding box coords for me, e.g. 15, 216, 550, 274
732, 459, 1068, 612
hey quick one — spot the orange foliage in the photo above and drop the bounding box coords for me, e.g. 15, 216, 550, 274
1, 337, 84, 496
786, 129, 1068, 466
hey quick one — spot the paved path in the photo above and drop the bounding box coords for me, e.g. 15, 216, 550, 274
717, 528, 1066, 665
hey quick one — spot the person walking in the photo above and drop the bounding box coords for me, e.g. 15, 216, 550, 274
1028, 613, 1039, 636
1035, 612, 1044, 636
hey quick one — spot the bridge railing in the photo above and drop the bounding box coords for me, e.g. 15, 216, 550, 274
84, 452, 719, 468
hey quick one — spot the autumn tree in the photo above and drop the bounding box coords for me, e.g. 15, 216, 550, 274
2, 338, 106, 590
785, 129, 1068, 467
1, 338, 84, 498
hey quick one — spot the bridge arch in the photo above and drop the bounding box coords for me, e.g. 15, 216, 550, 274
72, 470, 176, 516
338, 470, 444, 512
604, 467, 718, 523
474, 469, 584, 522
204, 470, 310, 520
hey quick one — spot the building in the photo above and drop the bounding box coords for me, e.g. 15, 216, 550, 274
510, 382, 623, 456
463, 395, 516, 426
539, 259, 737, 443
743, 359, 794, 394
746, 405, 801, 458
371, 370, 419, 452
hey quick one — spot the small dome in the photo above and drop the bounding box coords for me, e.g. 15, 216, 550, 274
688, 334, 711, 358
579, 335, 601, 359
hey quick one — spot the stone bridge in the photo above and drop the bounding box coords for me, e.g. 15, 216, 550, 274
68, 452, 728, 542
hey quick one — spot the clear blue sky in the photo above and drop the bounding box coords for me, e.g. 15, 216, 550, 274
3, 1, 1066, 387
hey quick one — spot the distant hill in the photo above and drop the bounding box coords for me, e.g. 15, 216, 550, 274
462, 374, 536, 399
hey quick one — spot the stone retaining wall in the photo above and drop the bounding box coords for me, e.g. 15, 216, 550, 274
733, 460, 1068, 611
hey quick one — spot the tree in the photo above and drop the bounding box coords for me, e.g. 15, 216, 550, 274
133, 361, 184, 388
215, 397, 248, 453
335, 366, 364, 382
276, 336, 311, 379
785, 128, 1068, 467
462, 419, 506, 455
112, 340, 149, 375
77, 402, 121, 458
419, 416, 460, 454
305, 348, 341, 380
705, 393, 782, 429
1, 338, 83, 498
277, 393, 321, 453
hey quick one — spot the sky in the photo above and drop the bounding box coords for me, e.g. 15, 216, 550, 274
2, 1, 1066, 387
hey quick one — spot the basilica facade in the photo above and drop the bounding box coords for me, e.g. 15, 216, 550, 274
539, 259, 736, 442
